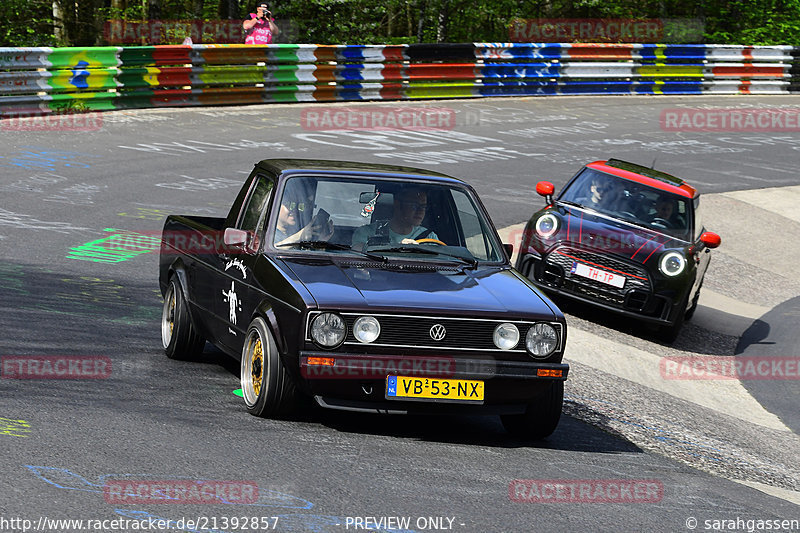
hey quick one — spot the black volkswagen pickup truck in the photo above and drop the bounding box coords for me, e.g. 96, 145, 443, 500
159, 159, 569, 439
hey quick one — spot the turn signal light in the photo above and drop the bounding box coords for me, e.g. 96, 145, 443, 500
307, 357, 335, 366
537, 369, 562, 377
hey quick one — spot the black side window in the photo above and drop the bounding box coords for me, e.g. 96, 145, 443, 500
237, 176, 274, 250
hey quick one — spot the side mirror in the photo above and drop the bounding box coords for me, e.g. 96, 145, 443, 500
503, 243, 514, 259
224, 227, 249, 247
700, 231, 721, 249
536, 181, 554, 204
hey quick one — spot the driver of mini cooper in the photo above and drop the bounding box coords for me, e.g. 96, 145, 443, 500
352, 187, 439, 251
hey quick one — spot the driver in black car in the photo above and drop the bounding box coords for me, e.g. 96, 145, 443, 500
351, 187, 439, 251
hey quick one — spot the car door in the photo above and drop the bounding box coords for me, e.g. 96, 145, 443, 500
215, 173, 275, 353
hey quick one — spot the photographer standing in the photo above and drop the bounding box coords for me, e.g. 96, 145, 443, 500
243, 2, 278, 44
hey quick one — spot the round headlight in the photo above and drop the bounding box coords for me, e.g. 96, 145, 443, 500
353, 316, 380, 343
659, 251, 686, 277
525, 323, 558, 358
493, 323, 520, 350
535, 213, 559, 239
310, 312, 346, 347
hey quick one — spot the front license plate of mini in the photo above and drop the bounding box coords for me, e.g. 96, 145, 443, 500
571, 261, 625, 288
386, 376, 484, 403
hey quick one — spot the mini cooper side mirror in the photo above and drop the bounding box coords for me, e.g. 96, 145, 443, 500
503, 243, 514, 259
536, 181, 555, 204
700, 231, 721, 249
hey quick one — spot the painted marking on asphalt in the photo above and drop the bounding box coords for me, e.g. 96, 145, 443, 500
67, 228, 161, 263
233, 389, 244, 397
0, 417, 32, 438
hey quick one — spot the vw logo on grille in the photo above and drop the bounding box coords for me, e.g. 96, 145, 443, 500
429, 324, 446, 341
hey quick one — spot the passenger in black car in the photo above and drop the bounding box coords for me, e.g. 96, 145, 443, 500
274, 183, 333, 246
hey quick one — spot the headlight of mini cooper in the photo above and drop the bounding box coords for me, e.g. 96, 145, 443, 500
310, 312, 346, 347
659, 251, 686, 277
525, 323, 558, 357
353, 315, 380, 343
493, 323, 520, 350
535, 213, 559, 239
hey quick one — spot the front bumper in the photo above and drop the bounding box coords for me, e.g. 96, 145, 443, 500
299, 352, 569, 409
518, 252, 681, 326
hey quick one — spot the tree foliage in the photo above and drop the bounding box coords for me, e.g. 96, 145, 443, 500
1, 0, 799, 47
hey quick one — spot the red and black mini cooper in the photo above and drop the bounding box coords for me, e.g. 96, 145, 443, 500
516, 159, 721, 342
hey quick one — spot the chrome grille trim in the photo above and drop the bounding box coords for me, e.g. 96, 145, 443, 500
305, 311, 563, 354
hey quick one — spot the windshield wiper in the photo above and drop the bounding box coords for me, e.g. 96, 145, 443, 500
370, 245, 478, 268
277, 240, 387, 262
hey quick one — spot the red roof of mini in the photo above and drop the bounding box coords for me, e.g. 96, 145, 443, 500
587, 161, 698, 199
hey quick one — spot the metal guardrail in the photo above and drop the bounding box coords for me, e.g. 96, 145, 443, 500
0, 43, 797, 116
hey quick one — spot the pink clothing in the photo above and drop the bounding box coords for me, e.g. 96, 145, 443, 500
244, 14, 274, 44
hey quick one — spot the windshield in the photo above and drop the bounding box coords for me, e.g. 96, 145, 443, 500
271, 175, 504, 263
559, 168, 692, 240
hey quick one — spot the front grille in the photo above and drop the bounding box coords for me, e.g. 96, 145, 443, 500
543, 245, 652, 308
307, 312, 563, 354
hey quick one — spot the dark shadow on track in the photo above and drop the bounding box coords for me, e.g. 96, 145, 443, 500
736, 296, 800, 435
312, 404, 643, 454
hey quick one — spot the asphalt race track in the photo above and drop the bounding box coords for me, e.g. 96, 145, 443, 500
1, 95, 799, 533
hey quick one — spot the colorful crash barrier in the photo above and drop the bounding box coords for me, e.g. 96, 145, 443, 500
1, 43, 799, 116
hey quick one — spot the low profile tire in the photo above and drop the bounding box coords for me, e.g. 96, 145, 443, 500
161, 277, 205, 360
501, 381, 564, 440
240, 317, 298, 418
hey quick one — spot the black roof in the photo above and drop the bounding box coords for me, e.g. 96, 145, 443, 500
256, 158, 463, 184
605, 158, 685, 187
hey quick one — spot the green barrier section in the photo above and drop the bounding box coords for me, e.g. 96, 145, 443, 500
47, 47, 121, 69
119, 47, 156, 66
46, 92, 118, 112
197, 65, 267, 85
116, 67, 161, 89
405, 82, 478, 99
637, 65, 705, 77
